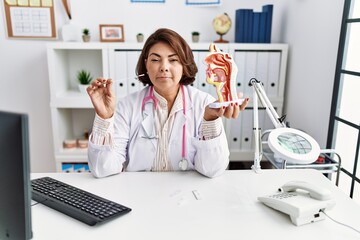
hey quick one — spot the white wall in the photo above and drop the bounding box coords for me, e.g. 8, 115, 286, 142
0, 0, 343, 172
282, 0, 344, 147
68, 0, 287, 43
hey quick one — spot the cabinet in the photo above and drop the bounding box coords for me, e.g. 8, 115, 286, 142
47, 42, 288, 172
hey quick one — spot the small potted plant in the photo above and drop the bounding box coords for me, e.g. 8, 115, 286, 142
136, 33, 144, 43
77, 69, 92, 93
82, 28, 90, 42
191, 31, 200, 43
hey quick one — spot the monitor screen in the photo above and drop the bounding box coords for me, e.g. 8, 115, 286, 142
0, 111, 32, 240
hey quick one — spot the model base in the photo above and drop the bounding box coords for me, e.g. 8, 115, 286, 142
209, 99, 245, 109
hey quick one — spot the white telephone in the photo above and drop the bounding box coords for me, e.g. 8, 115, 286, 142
258, 181, 336, 226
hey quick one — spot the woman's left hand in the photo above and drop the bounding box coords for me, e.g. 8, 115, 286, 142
204, 97, 250, 121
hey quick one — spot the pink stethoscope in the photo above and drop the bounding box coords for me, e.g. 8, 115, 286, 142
141, 85, 188, 171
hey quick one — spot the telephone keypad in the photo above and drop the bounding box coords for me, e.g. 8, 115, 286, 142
270, 192, 297, 199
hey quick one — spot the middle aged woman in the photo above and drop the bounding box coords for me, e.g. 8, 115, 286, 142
86, 28, 249, 178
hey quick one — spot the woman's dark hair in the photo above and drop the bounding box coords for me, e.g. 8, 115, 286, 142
136, 28, 198, 86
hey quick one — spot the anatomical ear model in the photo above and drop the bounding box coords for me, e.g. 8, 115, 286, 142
204, 43, 243, 108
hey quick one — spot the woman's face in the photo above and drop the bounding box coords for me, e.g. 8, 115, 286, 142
145, 42, 183, 96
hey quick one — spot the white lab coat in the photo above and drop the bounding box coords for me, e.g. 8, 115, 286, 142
88, 85, 230, 178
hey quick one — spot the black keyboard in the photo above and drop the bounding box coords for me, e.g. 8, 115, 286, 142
31, 177, 131, 226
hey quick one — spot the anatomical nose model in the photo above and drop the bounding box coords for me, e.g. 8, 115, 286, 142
204, 44, 243, 108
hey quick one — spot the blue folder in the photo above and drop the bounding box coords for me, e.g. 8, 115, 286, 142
235, 9, 252, 43
262, 4, 273, 43
252, 12, 260, 43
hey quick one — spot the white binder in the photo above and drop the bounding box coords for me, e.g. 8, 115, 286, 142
241, 109, 253, 150
113, 51, 128, 97
127, 51, 142, 94
228, 113, 242, 151
234, 51, 246, 98
266, 51, 281, 97
256, 51, 270, 92
192, 51, 200, 89
244, 52, 257, 97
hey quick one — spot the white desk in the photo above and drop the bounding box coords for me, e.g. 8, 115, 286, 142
31, 169, 360, 240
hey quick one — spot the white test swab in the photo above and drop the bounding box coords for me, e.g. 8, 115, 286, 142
114, 74, 145, 83
102, 74, 145, 87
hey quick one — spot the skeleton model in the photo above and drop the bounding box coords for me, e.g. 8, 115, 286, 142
204, 43, 239, 105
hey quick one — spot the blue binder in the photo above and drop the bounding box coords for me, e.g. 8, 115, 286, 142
235, 9, 246, 42
246, 10, 254, 42
259, 12, 267, 43
235, 9, 252, 43
235, 6, 272, 43
262, 4, 273, 43
252, 12, 260, 43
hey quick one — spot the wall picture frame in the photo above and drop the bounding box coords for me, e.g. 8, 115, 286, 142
99, 24, 124, 42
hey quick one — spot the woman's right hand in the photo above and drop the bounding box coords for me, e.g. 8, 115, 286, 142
87, 78, 116, 119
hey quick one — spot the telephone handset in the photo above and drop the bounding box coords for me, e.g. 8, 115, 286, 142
280, 181, 333, 201
258, 181, 336, 226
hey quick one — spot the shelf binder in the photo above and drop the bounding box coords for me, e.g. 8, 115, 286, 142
235, 4, 273, 43
263, 4, 273, 43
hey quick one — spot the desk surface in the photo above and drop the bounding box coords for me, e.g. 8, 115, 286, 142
31, 169, 360, 240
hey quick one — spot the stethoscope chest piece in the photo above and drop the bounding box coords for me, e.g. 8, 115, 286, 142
179, 158, 188, 171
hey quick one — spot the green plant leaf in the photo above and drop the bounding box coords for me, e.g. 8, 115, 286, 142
82, 28, 90, 36
77, 70, 93, 85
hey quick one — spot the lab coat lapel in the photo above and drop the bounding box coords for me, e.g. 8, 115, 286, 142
169, 86, 193, 142
173, 111, 187, 133
141, 102, 157, 147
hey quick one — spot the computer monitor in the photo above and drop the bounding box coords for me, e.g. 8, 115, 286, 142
0, 111, 32, 240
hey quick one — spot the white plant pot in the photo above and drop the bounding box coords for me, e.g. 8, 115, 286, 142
82, 35, 91, 42
192, 35, 200, 43
137, 35, 144, 43
78, 84, 89, 94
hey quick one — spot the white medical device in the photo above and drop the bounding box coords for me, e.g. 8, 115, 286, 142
250, 78, 321, 172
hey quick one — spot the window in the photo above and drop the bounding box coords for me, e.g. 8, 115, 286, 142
327, 0, 360, 203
